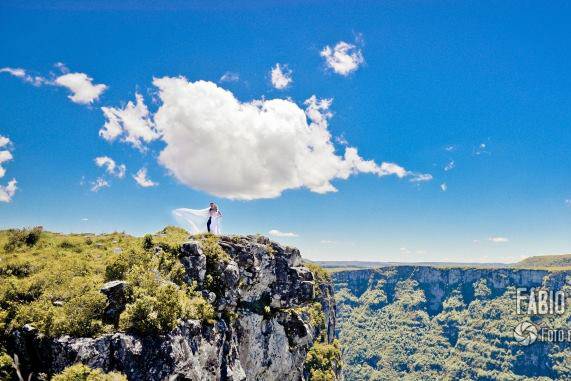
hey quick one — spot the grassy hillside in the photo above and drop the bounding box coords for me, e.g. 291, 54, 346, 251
514, 254, 571, 270
0, 226, 219, 378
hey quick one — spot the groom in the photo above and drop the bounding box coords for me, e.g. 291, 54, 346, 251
207, 202, 214, 232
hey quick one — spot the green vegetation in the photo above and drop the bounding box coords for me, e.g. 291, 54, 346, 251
0, 352, 15, 380
0, 226, 217, 343
302, 263, 342, 380
52, 364, 127, 381
335, 269, 571, 380
305, 340, 342, 381
514, 253, 571, 270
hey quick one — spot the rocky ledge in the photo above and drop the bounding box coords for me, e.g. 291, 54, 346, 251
9, 235, 339, 381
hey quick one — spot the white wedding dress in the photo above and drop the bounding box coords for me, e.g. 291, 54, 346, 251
173, 208, 222, 235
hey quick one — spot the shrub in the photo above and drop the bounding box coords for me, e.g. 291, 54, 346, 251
305, 263, 331, 283
119, 268, 215, 334
52, 364, 127, 381
142, 234, 153, 250
13, 290, 105, 337
3, 226, 43, 252
0, 352, 15, 380
304, 340, 342, 381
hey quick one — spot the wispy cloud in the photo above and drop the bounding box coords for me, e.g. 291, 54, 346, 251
440, 183, 448, 192
90, 177, 109, 192
269, 229, 298, 237
489, 236, 509, 243
219, 71, 239, 83
94, 156, 126, 178
0, 65, 107, 104
444, 160, 455, 171
133, 168, 158, 187
474, 143, 490, 156
565, 199, 571, 207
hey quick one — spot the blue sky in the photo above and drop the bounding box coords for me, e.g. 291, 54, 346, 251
0, 0, 570, 262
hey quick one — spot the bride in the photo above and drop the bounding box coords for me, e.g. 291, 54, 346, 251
173, 202, 223, 235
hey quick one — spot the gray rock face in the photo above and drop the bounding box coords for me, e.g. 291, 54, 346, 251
100, 280, 128, 326
11, 235, 337, 381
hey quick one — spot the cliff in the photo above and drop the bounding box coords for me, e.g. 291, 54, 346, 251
333, 266, 571, 380
0, 229, 341, 380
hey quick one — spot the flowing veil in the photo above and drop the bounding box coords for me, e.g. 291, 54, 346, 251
173, 208, 221, 234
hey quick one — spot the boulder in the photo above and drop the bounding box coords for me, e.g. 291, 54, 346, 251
100, 280, 128, 326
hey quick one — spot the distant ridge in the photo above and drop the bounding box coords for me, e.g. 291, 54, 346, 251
514, 253, 571, 269
313, 252, 571, 272
312, 260, 510, 271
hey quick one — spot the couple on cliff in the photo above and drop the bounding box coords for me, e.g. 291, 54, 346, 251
173, 202, 223, 235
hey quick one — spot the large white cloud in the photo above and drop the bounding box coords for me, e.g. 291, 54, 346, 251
98, 77, 430, 199
270, 63, 293, 90
320, 41, 364, 76
54, 72, 107, 104
140, 76, 431, 200
100, 93, 159, 150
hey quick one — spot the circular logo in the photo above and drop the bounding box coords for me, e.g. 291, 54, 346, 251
514, 321, 538, 345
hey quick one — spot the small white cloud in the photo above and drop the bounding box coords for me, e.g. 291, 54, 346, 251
1, 66, 107, 103
440, 183, 448, 192
219, 72, 239, 83
268, 229, 298, 237
0, 67, 26, 78
320, 41, 364, 76
0, 179, 17, 203
54, 62, 69, 73
489, 236, 509, 243
100, 93, 159, 150
444, 145, 457, 152
0, 150, 13, 179
444, 160, 455, 171
409, 173, 433, 183
474, 143, 490, 156
0, 136, 10, 148
81, 218, 89, 221
0, 136, 17, 201
270, 63, 293, 90
94, 156, 126, 178
133, 168, 158, 187
565, 199, 571, 207
54, 72, 107, 104
0, 67, 47, 86
91, 177, 109, 192
399, 247, 411, 254
335, 134, 349, 146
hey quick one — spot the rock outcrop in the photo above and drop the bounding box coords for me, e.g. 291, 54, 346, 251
9, 235, 339, 381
